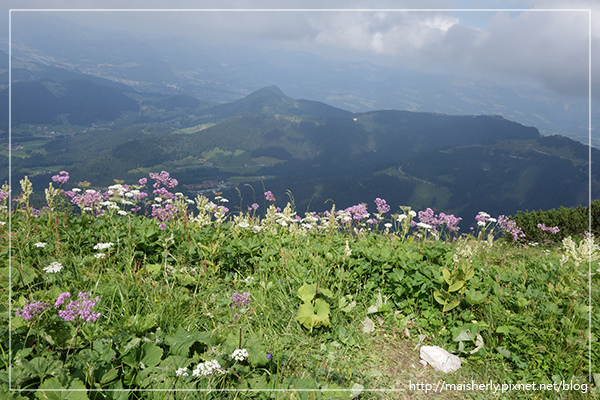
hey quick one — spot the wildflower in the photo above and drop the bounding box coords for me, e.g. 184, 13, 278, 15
231, 348, 249, 362
230, 292, 251, 309
93, 242, 113, 250
34, 242, 47, 248
251, 203, 259, 210
497, 215, 526, 241
374, 198, 390, 214
57, 292, 101, 322
149, 171, 178, 189
95, 253, 106, 259
264, 191, 276, 202
343, 203, 370, 221
266, 354, 272, 360
408, 210, 417, 218
51, 171, 69, 185
175, 367, 189, 377
243, 276, 255, 284
117, 210, 128, 216
537, 223, 560, 234
54, 292, 71, 307
416, 222, 432, 230
192, 360, 225, 377
44, 262, 63, 273
384, 223, 392, 229
15, 300, 49, 320
139, 178, 147, 186
397, 214, 407, 223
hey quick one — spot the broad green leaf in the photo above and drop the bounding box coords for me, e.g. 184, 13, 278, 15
297, 283, 317, 303
165, 326, 215, 357
140, 342, 163, 368
443, 298, 460, 312
465, 289, 488, 305
433, 290, 448, 305
496, 325, 515, 335
453, 329, 474, 342
362, 316, 375, 334
496, 347, 512, 359
318, 286, 334, 298
37, 377, 89, 400
296, 299, 330, 330
366, 305, 379, 314
465, 268, 475, 280
448, 280, 465, 292
442, 267, 452, 285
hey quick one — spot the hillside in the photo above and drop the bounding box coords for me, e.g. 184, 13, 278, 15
6, 85, 597, 225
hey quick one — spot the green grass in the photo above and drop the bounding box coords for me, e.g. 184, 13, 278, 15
1, 176, 598, 399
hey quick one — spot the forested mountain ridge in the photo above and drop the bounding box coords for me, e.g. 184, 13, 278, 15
5, 84, 597, 224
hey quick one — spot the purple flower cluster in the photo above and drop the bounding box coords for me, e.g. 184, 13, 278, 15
537, 223, 560, 234
15, 300, 49, 320
151, 203, 178, 230
51, 171, 69, 185
153, 187, 177, 200
343, 203, 370, 221
15, 291, 100, 323
498, 215, 526, 242
56, 292, 101, 323
374, 198, 390, 214
413, 208, 462, 232
230, 292, 251, 309
150, 171, 178, 189
264, 191, 276, 202
248, 203, 259, 211
0, 191, 8, 201
69, 190, 104, 210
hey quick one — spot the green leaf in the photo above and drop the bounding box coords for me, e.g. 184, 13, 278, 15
448, 280, 465, 292
318, 287, 334, 298
165, 326, 215, 357
465, 289, 488, 305
433, 290, 448, 305
443, 298, 460, 312
453, 329, 474, 342
442, 267, 452, 285
362, 316, 375, 334
296, 299, 331, 330
496, 347, 512, 359
140, 342, 163, 368
37, 377, 89, 400
297, 283, 317, 303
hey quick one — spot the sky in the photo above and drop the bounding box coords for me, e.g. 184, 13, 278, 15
1, 0, 598, 100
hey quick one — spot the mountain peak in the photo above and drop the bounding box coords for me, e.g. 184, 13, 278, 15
210, 86, 352, 119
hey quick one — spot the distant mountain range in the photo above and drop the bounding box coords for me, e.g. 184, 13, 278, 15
1, 12, 595, 147
3, 82, 597, 225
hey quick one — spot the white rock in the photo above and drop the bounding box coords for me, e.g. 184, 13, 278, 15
419, 345, 461, 373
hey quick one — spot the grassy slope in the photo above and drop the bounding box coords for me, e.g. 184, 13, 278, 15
1, 178, 598, 399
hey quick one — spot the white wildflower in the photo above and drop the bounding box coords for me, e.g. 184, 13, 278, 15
72, 188, 81, 193
477, 220, 486, 227
94, 242, 114, 250
231, 348, 249, 362
155, 197, 163, 203
192, 360, 225, 377
408, 210, 417, 218
95, 253, 106, 259
384, 223, 392, 229
44, 262, 63, 273
34, 242, 47, 248
175, 367, 189, 377
397, 214, 407, 223
238, 221, 250, 229
117, 210, 128, 216
244, 276, 255, 284
416, 222, 432, 230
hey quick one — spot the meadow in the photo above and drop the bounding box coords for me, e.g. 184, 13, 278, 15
1, 171, 598, 399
